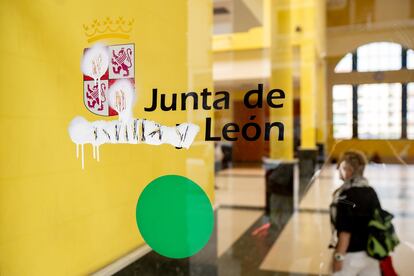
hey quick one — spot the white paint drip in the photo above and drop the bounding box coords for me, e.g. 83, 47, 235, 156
81, 144, 84, 170
68, 116, 200, 168
71, 43, 200, 169
97, 145, 100, 162
81, 43, 109, 108
108, 79, 136, 122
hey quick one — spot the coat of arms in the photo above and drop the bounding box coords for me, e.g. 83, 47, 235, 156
83, 43, 135, 116
69, 42, 200, 169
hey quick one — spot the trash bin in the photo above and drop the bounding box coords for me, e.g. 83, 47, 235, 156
263, 159, 296, 227
297, 148, 318, 181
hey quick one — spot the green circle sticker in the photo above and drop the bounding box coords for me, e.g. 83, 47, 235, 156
136, 175, 214, 258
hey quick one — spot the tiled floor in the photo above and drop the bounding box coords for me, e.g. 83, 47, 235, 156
215, 168, 265, 208
217, 208, 263, 257
260, 212, 332, 275
118, 164, 414, 275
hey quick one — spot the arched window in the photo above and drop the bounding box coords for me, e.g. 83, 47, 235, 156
332, 85, 353, 139
357, 83, 401, 139
333, 42, 414, 139
357, 42, 402, 72
334, 53, 352, 73
407, 83, 414, 139
407, 49, 414, 69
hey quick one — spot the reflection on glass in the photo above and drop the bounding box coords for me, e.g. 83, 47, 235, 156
358, 83, 401, 139
334, 53, 352, 73
407, 83, 414, 139
333, 85, 353, 139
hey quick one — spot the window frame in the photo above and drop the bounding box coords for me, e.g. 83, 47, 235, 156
332, 43, 413, 140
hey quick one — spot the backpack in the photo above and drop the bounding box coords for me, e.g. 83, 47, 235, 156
367, 208, 399, 260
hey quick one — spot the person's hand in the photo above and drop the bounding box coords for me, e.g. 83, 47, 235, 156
333, 259, 343, 272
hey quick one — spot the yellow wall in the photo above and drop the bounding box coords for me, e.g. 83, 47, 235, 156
292, 1, 318, 150
213, 27, 268, 52
0, 0, 213, 275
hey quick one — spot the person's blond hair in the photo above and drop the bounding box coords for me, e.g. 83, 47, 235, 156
338, 150, 368, 176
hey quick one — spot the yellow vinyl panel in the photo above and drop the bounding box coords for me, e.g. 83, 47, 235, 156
0, 0, 213, 275
186, 0, 215, 202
